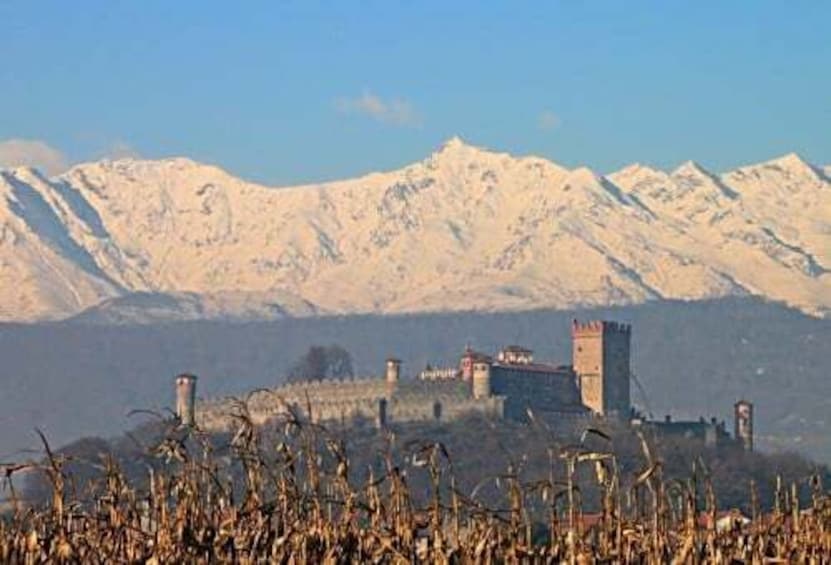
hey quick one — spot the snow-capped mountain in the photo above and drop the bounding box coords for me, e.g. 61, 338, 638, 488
0, 137, 828, 322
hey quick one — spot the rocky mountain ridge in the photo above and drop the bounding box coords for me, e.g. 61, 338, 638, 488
0, 138, 828, 322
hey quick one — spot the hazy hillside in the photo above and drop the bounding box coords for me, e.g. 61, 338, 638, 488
0, 297, 829, 463
0, 139, 829, 323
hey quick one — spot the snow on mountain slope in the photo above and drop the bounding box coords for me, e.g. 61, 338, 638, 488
0, 138, 828, 322
67, 290, 325, 324
722, 154, 831, 266
0, 169, 119, 320
610, 156, 831, 315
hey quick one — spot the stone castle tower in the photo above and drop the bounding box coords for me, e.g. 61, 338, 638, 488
472, 360, 492, 399
572, 320, 631, 418
175, 373, 198, 426
386, 358, 401, 384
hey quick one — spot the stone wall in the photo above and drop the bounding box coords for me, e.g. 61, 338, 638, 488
489, 365, 583, 421
602, 327, 631, 417
390, 392, 503, 422
573, 321, 604, 413
637, 418, 729, 448
196, 375, 503, 431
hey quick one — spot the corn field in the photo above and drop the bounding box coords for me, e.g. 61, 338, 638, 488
2, 400, 830, 563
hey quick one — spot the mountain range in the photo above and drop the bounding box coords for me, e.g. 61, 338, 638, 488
0, 137, 828, 323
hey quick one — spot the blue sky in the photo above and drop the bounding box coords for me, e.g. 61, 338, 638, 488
1, 1, 828, 184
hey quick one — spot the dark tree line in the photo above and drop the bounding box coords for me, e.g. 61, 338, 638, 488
286, 344, 354, 383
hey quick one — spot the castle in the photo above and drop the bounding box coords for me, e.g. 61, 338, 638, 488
190, 319, 633, 433
180, 319, 754, 451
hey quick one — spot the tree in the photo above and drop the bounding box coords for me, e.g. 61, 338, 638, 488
286, 344, 354, 383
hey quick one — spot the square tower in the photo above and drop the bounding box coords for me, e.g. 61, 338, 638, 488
572, 320, 631, 418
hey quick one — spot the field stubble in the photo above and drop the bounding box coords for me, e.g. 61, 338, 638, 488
1, 398, 830, 563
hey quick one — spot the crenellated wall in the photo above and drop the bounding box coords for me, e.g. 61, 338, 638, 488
196, 375, 504, 432
418, 367, 459, 380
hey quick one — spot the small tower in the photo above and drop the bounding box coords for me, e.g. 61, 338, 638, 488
460, 345, 476, 381
175, 373, 198, 427
460, 346, 492, 381
386, 358, 401, 386
572, 320, 632, 418
734, 400, 753, 452
472, 361, 492, 399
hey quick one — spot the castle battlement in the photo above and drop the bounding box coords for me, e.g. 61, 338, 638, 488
572, 319, 632, 336
278, 375, 382, 391
419, 367, 459, 380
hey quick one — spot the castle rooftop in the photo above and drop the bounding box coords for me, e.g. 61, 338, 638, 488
492, 361, 573, 375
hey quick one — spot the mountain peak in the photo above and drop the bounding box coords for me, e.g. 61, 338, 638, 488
616, 162, 662, 175
440, 135, 467, 150
425, 137, 506, 170
432, 136, 489, 158
565, 166, 601, 183
63, 156, 241, 187
672, 160, 712, 178
764, 152, 818, 176
725, 152, 823, 184
606, 163, 669, 196
771, 151, 808, 166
